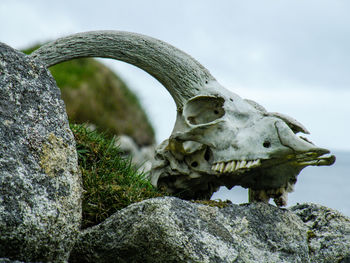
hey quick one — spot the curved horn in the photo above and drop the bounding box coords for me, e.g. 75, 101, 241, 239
30, 30, 216, 108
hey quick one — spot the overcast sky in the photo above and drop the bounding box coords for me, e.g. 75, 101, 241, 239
1, 0, 349, 151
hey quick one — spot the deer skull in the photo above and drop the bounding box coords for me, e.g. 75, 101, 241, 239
31, 31, 335, 206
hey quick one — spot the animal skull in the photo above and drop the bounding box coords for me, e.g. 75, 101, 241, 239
31, 31, 335, 206
151, 82, 335, 205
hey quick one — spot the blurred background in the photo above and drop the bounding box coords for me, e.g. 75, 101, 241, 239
1, 0, 349, 215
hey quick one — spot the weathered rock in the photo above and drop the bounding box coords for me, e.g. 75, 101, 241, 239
0, 43, 82, 262
0, 258, 26, 263
291, 203, 350, 263
70, 197, 350, 263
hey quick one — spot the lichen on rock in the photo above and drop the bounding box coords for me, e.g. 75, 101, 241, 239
0, 42, 82, 262
40, 133, 72, 177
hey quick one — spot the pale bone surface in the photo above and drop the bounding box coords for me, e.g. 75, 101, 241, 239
31, 31, 335, 206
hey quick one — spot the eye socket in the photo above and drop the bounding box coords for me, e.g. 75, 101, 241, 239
191, 161, 198, 167
184, 96, 225, 125
263, 141, 271, 148
204, 147, 211, 161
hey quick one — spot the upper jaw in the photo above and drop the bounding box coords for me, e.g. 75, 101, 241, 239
211, 159, 261, 174
211, 149, 335, 175
290, 150, 336, 167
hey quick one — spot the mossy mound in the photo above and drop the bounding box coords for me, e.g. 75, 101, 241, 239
24, 46, 155, 146
71, 124, 165, 229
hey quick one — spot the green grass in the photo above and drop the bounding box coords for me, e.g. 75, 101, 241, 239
70, 123, 165, 229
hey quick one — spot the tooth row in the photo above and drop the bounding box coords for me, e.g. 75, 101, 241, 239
211, 159, 261, 173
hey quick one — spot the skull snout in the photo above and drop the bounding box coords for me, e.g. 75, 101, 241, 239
275, 121, 329, 155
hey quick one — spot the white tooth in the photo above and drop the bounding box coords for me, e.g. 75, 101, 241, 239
251, 160, 259, 167
235, 160, 241, 170
223, 162, 229, 172
216, 162, 222, 172
246, 160, 253, 168
230, 161, 236, 171
219, 162, 225, 173
240, 161, 245, 169
224, 161, 233, 172
240, 160, 247, 169
212, 163, 219, 171
254, 159, 262, 167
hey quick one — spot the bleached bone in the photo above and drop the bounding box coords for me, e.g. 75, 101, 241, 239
31, 31, 213, 109
31, 31, 335, 206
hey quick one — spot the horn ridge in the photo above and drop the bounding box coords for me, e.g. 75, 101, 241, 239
30, 30, 216, 108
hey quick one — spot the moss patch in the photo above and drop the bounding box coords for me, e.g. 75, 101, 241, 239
70, 124, 165, 229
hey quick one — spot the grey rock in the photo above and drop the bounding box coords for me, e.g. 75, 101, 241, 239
291, 203, 350, 263
0, 258, 26, 263
70, 197, 324, 263
0, 43, 82, 262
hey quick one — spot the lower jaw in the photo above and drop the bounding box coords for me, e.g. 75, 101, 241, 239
292, 153, 336, 167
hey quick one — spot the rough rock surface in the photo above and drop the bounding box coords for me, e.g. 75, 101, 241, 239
291, 203, 350, 263
0, 259, 25, 263
0, 43, 82, 262
69, 197, 349, 263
